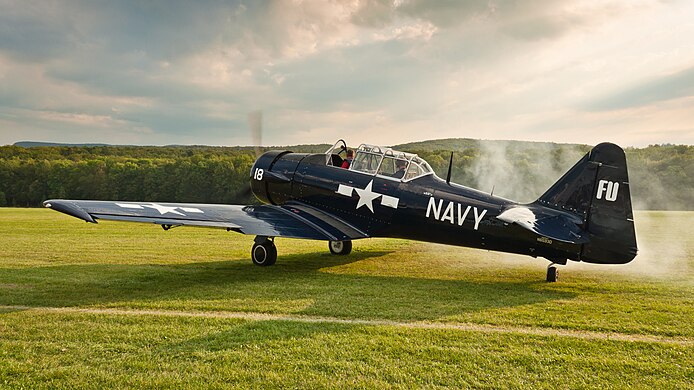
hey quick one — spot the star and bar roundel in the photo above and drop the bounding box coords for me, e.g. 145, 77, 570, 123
116, 202, 204, 216
335, 180, 399, 213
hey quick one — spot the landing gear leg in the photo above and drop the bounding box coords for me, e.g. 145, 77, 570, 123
329, 240, 352, 255
251, 236, 277, 266
546, 263, 559, 283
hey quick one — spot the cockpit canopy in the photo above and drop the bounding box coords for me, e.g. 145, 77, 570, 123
325, 140, 433, 181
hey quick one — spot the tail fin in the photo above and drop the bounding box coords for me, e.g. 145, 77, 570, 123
537, 143, 637, 264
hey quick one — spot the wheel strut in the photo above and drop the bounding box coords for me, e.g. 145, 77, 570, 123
546, 263, 559, 283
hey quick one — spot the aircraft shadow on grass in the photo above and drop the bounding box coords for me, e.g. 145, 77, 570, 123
0, 250, 576, 322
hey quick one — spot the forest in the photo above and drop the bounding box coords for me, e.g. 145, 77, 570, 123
0, 139, 691, 210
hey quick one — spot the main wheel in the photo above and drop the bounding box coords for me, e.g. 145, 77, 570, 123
252, 241, 277, 266
328, 240, 352, 255
546, 266, 558, 282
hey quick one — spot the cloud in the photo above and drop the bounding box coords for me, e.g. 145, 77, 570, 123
0, 2, 88, 61
351, 0, 491, 29
586, 66, 694, 111
352, 0, 618, 40
0, 0, 692, 147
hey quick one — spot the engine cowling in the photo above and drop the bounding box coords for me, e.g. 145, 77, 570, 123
250, 150, 305, 205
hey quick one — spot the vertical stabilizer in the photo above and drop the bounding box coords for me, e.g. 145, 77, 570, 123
537, 143, 637, 264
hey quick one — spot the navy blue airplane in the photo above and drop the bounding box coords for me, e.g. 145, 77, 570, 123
44, 140, 638, 282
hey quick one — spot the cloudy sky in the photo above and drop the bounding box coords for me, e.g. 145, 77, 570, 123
1, 0, 693, 147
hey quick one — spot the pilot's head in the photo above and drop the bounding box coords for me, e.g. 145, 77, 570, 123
396, 160, 407, 170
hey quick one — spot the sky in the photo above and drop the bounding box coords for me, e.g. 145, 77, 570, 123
1, 0, 693, 147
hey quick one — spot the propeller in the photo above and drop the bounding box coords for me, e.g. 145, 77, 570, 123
234, 110, 264, 202
248, 110, 263, 159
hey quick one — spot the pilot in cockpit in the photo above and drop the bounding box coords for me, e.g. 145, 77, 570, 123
393, 159, 407, 179
341, 149, 354, 169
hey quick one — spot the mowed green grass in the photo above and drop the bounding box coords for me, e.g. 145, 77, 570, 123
0, 208, 692, 388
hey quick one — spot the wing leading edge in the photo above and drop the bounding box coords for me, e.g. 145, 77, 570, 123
43, 199, 368, 242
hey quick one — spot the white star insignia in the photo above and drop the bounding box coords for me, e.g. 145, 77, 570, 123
354, 180, 382, 213
143, 203, 185, 216
335, 181, 400, 213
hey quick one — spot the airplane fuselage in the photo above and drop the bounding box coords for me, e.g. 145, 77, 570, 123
251, 151, 583, 264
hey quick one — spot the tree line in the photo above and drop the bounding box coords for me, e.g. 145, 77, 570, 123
396, 140, 693, 210
0, 146, 259, 207
0, 141, 691, 210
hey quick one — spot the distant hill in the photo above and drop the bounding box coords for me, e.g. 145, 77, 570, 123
392, 138, 589, 152
12, 141, 331, 154
14, 141, 114, 148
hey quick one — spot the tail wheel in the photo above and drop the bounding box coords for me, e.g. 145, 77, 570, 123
252, 241, 277, 266
329, 240, 352, 255
546, 265, 558, 282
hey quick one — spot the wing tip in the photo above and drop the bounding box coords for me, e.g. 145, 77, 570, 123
43, 199, 97, 223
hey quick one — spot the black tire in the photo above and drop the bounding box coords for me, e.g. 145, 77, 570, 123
252, 241, 277, 266
328, 240, 352, 255
546, 266, 558, 282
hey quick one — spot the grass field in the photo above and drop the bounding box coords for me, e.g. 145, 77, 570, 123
0, 208, 692, 388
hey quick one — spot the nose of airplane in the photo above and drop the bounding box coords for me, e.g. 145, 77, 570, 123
249, 150, 295, 204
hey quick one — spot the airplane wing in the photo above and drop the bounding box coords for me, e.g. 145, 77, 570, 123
43, 199, 368, 242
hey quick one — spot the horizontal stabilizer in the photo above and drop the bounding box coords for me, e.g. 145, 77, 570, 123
497, 206, 588, 244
